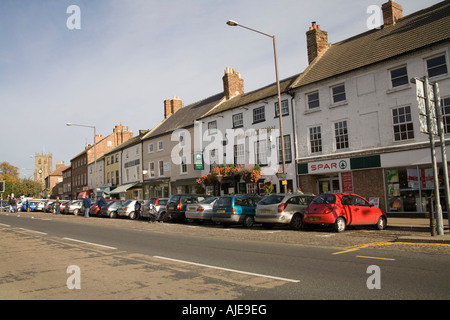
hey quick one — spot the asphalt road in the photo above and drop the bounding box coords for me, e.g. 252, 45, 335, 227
1, 212, 449, 301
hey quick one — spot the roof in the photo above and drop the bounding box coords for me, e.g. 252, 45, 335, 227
290, 0, 450, 89
201, 74, 299, 119
142, 92, 224, 140
49, 165, 70, 176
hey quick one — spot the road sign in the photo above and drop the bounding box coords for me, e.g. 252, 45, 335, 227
414, 77, 437, 135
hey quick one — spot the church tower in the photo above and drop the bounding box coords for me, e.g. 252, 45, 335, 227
34, 153, 53, 190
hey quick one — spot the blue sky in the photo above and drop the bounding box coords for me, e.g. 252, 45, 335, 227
0, 0, 441, 178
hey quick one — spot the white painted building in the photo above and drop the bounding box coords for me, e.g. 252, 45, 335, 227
291, 0, 450, 217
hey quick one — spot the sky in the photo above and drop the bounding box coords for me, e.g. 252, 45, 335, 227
0, 0, 442, 178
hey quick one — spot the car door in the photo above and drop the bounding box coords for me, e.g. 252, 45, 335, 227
346, 195, 376, 225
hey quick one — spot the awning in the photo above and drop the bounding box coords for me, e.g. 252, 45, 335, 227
109, 183, 138, 195
77, 191, 91, 199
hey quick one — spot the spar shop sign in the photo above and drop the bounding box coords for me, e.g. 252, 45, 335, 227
309, 159, 350, 173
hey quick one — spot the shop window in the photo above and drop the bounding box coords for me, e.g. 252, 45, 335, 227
386, 167, 448, 213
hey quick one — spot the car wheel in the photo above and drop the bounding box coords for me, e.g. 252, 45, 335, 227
73, 209, 79, 215
334, 217, 346, 233
129, 211, 136, 220
242, 215, 254, 228
289, 213, 303, 230
109, 211, 117, 219
376, 216, 387, 230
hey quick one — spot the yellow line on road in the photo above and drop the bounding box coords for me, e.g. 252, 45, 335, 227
332, 242, 395, 255
356, 255, 396, 261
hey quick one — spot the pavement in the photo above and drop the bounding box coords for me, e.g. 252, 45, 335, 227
388, 217, 450, 244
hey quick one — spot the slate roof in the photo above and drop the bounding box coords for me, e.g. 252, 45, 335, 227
200, 74, 299, 119
142, 92, 225, 140
290, 0, 450, 89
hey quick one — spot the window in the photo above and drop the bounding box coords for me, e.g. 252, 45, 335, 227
111, 155, 114, 164
149, 162, 155, 178
234, 144, 245, 165
309, 126, 322, 153
427, 55, 448, 78
181, 156, 187, 173
148, 143, 154, 153
115, 154, 119, 162
390, 66, 408, 88
116, 170, 119, 184
334, 120, 349, 150
393, 106, 414, 141
208, 121, 217, 134
157, 140, 163, 151
441, 97, 450, 134
254, 140, 268, 165
275, 99, 289, 117
278, 135, 292, 163
253, 106, 265, 123
158, 161, 164, 176
332, 84, 346, 104
307, 91, 320, 110
209, 149, 219, 171
232, 113, 243, 128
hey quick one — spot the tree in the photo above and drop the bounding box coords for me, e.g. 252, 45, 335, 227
0, 162, 42, 198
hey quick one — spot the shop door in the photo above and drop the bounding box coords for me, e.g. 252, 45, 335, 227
318, 177, 340, 194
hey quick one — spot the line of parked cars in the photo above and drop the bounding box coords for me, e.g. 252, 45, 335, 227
7, 192, 387, 233
170, 192, 387, 232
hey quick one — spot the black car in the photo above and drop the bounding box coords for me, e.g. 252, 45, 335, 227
166, 194, 210, 222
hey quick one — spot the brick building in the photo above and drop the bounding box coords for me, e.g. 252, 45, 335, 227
70, 123, 133, 199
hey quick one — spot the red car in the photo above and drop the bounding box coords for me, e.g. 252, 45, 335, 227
303, 193, 387, 232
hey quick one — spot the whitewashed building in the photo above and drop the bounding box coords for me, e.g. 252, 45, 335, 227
291, 0, 450, 217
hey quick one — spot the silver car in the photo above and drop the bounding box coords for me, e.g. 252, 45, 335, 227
255, 193, 315, 230
141, 198, 168, 221
185, 197, 218, 224
117, 200, 143, 220
63, 200, 84, 215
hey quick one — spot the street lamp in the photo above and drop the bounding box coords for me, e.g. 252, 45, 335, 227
226, 20, 287, 192
66, 122, 97, 199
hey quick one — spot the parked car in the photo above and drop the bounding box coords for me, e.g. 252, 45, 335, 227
117, 200, 143, 220
303, 193, 387, 232
44, 201, 55, 212
99, 200, 123, 218
90, 199, 114, 216
63, 200, 84, 215
21, 201, 38, 212
36, 201, 46, 212
255, 193, 315, 230
141, 198, 168, 221
166, 194, 210, 222
185, 197, 218, 224
212, 195, 262, 228
59, 200, 71, 213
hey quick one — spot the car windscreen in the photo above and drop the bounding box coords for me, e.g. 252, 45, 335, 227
258, 196, 284, 205
312, 194, 336, 204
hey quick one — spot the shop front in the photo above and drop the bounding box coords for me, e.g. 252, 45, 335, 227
298, 150, 450, 218
143, 178, 170, 199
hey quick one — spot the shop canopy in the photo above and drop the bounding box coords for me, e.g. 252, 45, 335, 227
109, 183, 138, 195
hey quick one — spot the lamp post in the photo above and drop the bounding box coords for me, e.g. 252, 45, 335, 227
66, 123, 97, 200
226, 20, 287, 193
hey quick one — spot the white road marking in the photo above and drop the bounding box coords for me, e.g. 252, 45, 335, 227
63, 237, 117, 250
154, 255, 300, 283
18, 228, 48, 235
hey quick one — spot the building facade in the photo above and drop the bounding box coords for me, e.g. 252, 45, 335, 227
292, 0, 450, 217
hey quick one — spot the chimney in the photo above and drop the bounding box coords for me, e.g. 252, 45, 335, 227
382, 0, 403, 26
164, 96, 183, 119
306, 22, 328, 64
223, 67, 244, 100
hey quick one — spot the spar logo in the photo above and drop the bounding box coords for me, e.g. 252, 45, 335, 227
309, 159, 349, 173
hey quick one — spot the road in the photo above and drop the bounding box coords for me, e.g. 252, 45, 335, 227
1, 212, 449, 301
